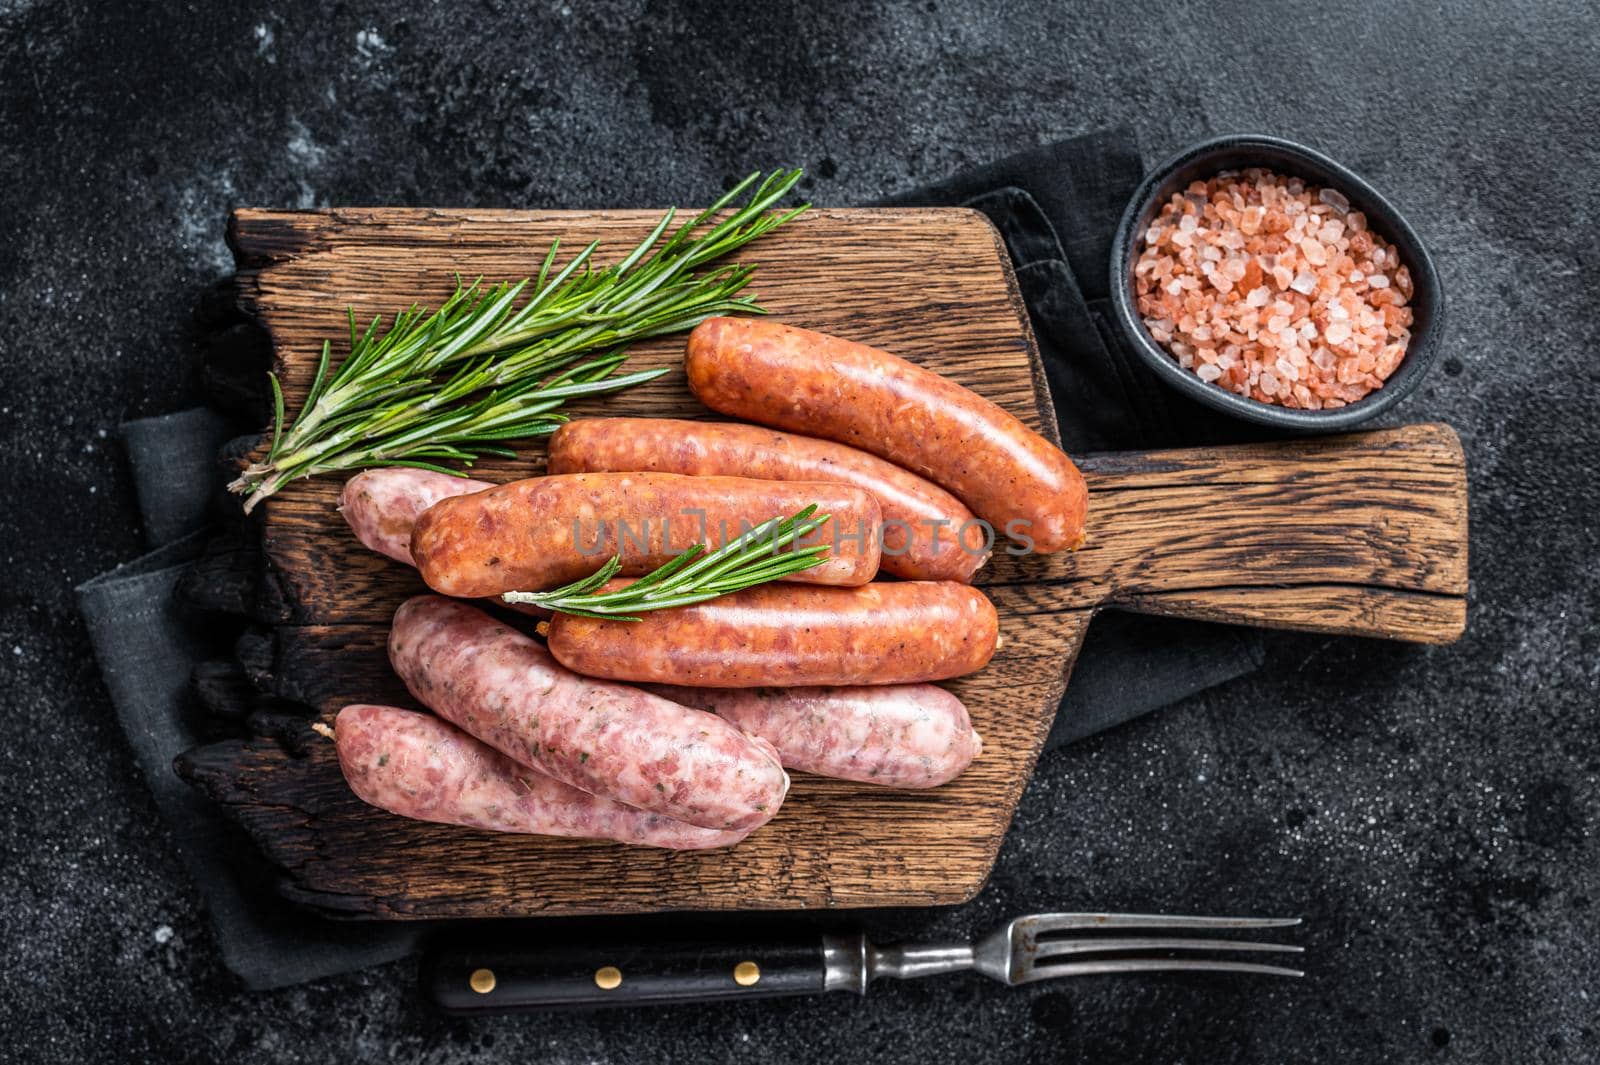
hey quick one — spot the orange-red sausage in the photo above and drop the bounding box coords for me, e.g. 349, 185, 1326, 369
410, 471, 882, 598
686, 317, 1088, 554
549, 418, 989, 582
547, 580, 998, 688
340, 468, 493, 564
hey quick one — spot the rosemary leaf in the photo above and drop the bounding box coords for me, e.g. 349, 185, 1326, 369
503, 506, 830, 621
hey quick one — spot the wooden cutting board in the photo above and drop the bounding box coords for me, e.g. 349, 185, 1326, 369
178, 207, 1468, 919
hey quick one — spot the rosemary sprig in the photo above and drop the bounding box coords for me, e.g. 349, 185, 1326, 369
504, 506, 831, 621
229, 169, 808, 511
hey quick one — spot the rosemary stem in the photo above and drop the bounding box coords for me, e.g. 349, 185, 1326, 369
231, 169, 807, 510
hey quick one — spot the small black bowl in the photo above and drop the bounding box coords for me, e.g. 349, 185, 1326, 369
1108, 134, 1444, 431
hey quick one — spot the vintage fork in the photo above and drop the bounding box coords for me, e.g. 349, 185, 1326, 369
821, 913, 1304, 992
425, 913, 1304, 1012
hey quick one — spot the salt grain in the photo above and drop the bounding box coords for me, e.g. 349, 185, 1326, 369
1133, 168, 1412, 408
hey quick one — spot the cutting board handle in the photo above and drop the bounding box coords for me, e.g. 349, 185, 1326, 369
1034, 423, 1468, 644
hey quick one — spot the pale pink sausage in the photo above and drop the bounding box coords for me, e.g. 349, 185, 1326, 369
338, 467, 550, 618
649, 684, 983, 787
388, 596, 790, 831
331, 704, 748, 849
339, 468, 494, 563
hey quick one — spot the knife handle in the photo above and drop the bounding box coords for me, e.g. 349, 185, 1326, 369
424, 939, 828, 1012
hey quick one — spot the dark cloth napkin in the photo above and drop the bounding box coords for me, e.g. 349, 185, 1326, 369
75, 411, 424, 989
74, 127, 1261, 990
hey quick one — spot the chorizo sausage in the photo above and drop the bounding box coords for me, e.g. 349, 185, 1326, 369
330, 704, 748, 849
388, 596, 790, 831
340, 468, 493, 563
548, 418, 989, 582
410, 472, 882, 598
685, 317, 1088, 554
650, 684, 982, 787
546, 580, 998, 688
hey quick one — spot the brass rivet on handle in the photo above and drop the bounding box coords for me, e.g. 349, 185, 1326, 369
733, 960, 761, 986
594, 965, 623, 990
468, 968, 496, 994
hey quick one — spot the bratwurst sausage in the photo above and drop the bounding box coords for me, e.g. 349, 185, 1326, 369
389, 596, 790, 831
548, 418, 989, 582
340, 468, 493, 563
330, 704, 748, 849
650, 684, 982, 787
685, 317, 1088, 554
546, 580, 998, 688
410, 472, 882, 598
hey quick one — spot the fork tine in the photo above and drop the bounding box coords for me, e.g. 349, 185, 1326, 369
1019, 913, 1302, 936
1029, 937, 1305, 962
1018, 958, 1305, 983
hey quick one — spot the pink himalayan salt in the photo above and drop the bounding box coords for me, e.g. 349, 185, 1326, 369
1134, 168, 1414, 409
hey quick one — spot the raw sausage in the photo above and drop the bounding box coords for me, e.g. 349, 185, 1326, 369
685, 317, 1088, 554
330, 704, 749, 849
650, 684, 982, 787
546, 580, 998, 688
411, 472, 882, 598
388, 596, 790, 831
549, 418, 989, 582
339, 467, 551, 618
340, 468, 493, 563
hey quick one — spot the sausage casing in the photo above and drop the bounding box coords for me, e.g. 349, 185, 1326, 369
388, 596, 790, 831
685, 317, 1088, 554
548, 417, 989, 582
332, 704, 748, 849
650, 684, 982, 787
547, 580, 998, 688
340, 468, 494, 563
411, 471, 882, 598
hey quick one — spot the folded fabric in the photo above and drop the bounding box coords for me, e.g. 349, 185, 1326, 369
75, 411, 421, 989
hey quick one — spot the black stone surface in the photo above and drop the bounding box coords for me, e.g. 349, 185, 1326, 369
3, 1, 1597, 1060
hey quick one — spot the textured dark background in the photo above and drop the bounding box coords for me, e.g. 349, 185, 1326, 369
3, 1, 1598, 1061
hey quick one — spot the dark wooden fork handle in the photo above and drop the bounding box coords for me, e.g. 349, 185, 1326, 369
425, 939, 826, 1012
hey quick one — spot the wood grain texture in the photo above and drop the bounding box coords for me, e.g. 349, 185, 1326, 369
180, 207, 1468, 919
